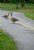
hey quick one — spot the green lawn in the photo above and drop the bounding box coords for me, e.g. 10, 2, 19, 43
0, 29, 17, 50
22, 4, 34, 20
0, 3, 16, 10
22, 9, 34, 20
0, 3, 34, 20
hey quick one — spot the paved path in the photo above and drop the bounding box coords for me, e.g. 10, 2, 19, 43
0, 10, 34, 50
12, 12, 34, 30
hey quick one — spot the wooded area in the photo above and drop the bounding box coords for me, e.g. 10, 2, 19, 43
0, 0, 34, 3
0, 0, 34, 7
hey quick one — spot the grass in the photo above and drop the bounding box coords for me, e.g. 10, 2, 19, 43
0, 3, 34, 20
0, 29, 17, 50
22, 9, 34, 20
0, 3, 16, 10
21, 4, 34, 20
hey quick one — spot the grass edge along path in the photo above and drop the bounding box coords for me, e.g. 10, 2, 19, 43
0, 29, 17, 50
22, 9, 34, 20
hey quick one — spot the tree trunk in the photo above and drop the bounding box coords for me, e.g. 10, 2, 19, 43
21, 0, 25, 7
4, 0, 5, 3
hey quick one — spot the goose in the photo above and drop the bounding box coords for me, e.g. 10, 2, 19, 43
11, 13, 19, 24
3, 12, 10, 19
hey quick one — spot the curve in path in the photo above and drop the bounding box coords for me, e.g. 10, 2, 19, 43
0, 10, 34, 50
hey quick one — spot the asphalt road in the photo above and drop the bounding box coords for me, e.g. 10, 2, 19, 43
0, 10, 34, 50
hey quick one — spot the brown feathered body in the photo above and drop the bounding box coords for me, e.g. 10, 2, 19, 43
3, 12, 10, 19
3, 15, 8, 19
11, 18, 18, 22
11, 13, 19, 24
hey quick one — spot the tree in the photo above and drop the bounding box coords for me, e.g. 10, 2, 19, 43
29, 0, 34, 3
4, 0, 5, 3
21, 0, 26, 7
25, 0, 34, 3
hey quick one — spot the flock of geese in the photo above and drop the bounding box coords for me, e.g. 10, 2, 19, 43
3, 12, 19, 24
